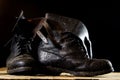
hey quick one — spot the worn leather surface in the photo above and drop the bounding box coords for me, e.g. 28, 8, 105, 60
45, 13, 93, 59
35, 13, 114, 76
6, 12, 114, 76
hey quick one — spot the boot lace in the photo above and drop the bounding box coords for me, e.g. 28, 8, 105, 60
15, 35, 32, 55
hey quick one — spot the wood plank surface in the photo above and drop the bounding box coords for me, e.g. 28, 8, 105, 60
0, 67, 119, 80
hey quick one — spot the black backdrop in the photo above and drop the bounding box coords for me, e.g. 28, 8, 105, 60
0, 0, 119, 71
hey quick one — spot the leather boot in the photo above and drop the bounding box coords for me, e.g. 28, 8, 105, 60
6, 11, 38, 75
33, 13, 114, 76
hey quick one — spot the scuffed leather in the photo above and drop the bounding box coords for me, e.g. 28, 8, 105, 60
36, 13, 114, 76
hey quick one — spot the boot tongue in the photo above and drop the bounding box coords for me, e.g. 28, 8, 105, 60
12, 19, 34, 55
18, 36, 31, 54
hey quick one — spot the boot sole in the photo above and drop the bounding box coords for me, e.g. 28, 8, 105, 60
7, 67, 37, 75
68, 68, 113, 76
44, 66, 114, 76
7, 66, 113, 76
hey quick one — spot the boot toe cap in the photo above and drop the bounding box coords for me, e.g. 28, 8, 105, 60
89, 59, 114, 73
7, 54, 37, 74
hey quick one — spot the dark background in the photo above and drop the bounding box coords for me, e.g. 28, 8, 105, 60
0, 0, 119, 71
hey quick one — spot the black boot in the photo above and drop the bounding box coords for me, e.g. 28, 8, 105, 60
6, 12, 38, 75
33, 13, 114, 76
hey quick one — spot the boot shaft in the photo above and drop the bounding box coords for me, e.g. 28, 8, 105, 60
7, 15, 36, 61
45, 13, 92, 58
45, 13, 89, 40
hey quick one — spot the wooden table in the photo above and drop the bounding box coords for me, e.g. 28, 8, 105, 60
0, 67, 119, 80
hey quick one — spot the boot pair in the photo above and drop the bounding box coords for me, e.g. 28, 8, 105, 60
6, 11, 114, 76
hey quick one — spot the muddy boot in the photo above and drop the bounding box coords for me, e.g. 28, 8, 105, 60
6, 11, 38, 75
